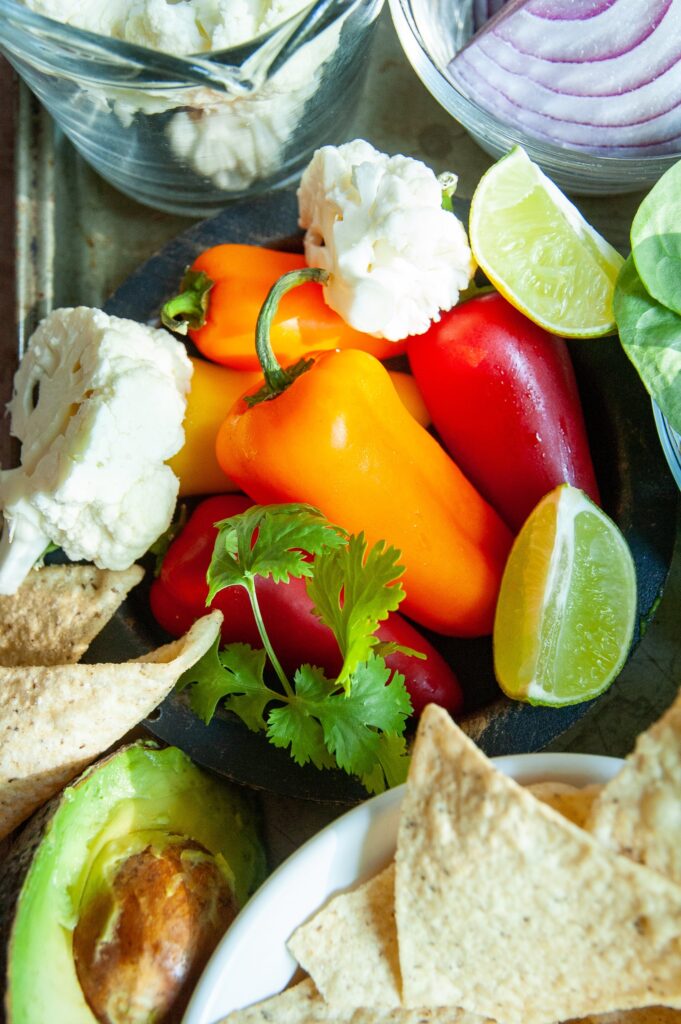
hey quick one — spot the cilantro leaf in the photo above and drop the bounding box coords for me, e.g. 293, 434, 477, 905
267, 668, 337, 770
307, 533, 407, 689
179, 638, 269, 728
373, 641, 424, 662
314, 657, 412, 776
361, 733, 411, 794
181, 648, 413, 793
207, 503, 346, 603
218, 645, 272, 732
181, 504, 418, 795
268, 704, 334, 769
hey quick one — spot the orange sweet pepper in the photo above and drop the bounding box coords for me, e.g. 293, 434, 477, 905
215, 270, 512, 637
161, 244, 404, 371
169, 358, 430, 497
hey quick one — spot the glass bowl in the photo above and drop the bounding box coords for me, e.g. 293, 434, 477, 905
653, 403, 681, 492
0, 0, 384, 216
387, 0, 680, 195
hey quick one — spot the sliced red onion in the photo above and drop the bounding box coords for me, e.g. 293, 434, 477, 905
449, 0, 681, 155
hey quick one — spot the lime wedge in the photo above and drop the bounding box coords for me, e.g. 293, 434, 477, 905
493, 485, 636, 707
470, 147, 624, 338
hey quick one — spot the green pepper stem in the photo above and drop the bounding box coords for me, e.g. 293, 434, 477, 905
255, 267, 330, 397
244, 577, 294, 698
161, 269, 214, 334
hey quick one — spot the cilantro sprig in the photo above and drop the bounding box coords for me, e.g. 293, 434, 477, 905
179, 504, 417, 793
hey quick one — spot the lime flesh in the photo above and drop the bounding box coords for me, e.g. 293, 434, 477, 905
493, 485, 637, 707
470, 147, 624, 338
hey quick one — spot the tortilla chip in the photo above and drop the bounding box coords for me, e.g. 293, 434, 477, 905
395, 705, 681, 1024
350, 1013, 488, 1024
0, 564, 144, 666
220, 979, 490, 1024
0, 611, 221, 840
586, 691, 681, 883
220, 980, 338, 1023
288, 866, 401, 1008
527, 780, 577, 799
529, 780, 602, 828
287, 780, 603, 1013
587, 1011, 681, 1024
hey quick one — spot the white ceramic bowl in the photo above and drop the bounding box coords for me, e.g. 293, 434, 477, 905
183, 751, 622, 1024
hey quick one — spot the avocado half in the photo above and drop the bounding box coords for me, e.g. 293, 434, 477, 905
1, 742, 266, 1024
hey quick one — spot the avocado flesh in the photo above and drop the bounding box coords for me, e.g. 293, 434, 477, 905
7, 744, 266, 1024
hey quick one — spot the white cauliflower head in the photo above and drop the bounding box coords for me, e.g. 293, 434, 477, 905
298, 140, 475, 341
0, 307, 192, 594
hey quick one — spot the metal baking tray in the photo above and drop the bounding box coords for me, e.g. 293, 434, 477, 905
5, 40, 681, 836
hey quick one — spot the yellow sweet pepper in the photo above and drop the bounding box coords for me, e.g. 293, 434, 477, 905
169, 359, 261, 496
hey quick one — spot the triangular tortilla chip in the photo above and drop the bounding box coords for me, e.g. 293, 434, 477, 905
348, 1012, 486, 1024
586, 690, 681, 883
220, 979, 489, 1024
0, 564, 144, 666
529, 780, 601, 828
587, 1011, 681, 1024
287, 782, 604, 1013
0, 611, 221, 840
219, 980, 341, 1023
395, 705, 681, 1024
288, 866, 401, 1008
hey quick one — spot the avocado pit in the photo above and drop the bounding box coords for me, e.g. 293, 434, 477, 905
72, 836, 237, 1024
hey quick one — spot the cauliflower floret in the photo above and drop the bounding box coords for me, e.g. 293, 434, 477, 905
298, 140, 475, 341
0, 307, 192, 595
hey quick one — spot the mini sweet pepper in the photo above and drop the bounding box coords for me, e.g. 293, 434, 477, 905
161, 244, 404, 371
214, 271, 513, 636
407, 293, 600, 531
150, 495, 464, 716
169, 357, 430, 497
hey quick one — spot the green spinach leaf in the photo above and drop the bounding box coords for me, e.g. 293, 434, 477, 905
631, 160, 681, 315
614, 254, 681, 434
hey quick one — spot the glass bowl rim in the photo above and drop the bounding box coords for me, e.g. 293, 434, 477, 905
0, 0, 366, 78
387, 0, 681, 172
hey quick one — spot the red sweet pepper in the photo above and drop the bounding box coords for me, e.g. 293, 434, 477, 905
150, 495, 463, 717
407, 292, 600, 532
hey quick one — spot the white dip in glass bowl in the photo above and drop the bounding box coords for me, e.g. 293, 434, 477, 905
0, 0, 384, 215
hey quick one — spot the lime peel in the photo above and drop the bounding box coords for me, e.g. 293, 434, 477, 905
470, 147, 624, 339
494, 484, 637, 708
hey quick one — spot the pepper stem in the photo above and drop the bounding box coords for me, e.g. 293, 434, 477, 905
161, 269, 214, 335
254, 267, 330, 400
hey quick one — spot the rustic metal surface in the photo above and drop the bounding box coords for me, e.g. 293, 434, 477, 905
2, 10, 681, 860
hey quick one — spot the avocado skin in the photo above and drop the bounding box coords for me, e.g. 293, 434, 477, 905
1, 742, 266, 1024
0, 798, 58, 1020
